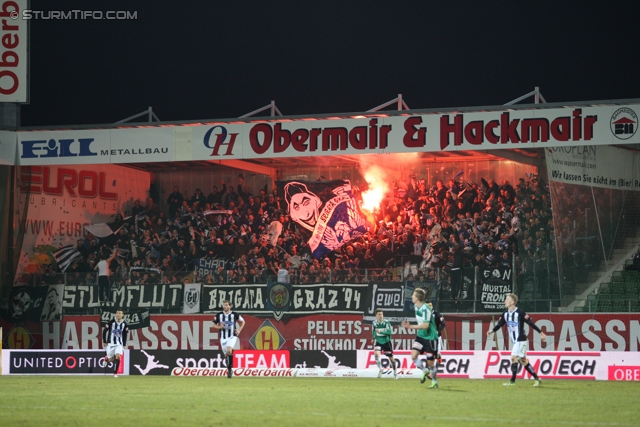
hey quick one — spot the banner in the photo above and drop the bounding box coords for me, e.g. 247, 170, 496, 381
100, 309, 150, 330
194, 258, 229, 278
40, 285, 64, 321
0, 0, 28, 103
546, 145, 640, 190
363, 282, 414, 324
2, 350, 130, 375
0, 286, 48, 322
276, 179, 367, 258
265, 282, 291, 320
43, 313, 640, 352
17, 128, 175, 166
182, 283, 201, 314
355, 350, 640, 381
14, 164, 150, 285
479, 266, 512, 311
201, 283, 367, 316
62, 284, 183, 312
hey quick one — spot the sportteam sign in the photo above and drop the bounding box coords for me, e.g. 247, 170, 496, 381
7, 102, 639, 166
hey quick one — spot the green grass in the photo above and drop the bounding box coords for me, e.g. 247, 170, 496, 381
0, 377, 639, 427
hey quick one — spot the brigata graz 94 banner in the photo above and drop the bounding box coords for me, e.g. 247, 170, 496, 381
40, 313, 640, 352
201, 283, 367, 316
12, 103, 640, 166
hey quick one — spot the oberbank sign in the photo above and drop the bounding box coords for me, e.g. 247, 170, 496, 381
17, 128, 175, 165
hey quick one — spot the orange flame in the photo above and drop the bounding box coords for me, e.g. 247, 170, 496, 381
360, 165, 390, 213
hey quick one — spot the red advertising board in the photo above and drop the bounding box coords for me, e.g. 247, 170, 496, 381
37, 313, 640, 352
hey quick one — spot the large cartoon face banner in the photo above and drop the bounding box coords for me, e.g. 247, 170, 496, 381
276, 179, 367, 258
14, 164, 150, 285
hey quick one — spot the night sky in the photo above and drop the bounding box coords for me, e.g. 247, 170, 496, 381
20, 1, 640, 127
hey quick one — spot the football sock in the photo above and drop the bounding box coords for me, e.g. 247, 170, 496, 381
114, 358, 120, 374
227, 354, 233, 368
524, 363, 539, 380
418, 359, 429, 373
510, 363, 518, 382
375, 357, 381, 370
391, 359, 396, 373
429, 363, 437, 380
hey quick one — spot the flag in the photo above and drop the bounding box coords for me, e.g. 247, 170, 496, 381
261, 221, 283, 246
51, 245, 82, 272
84, 218, 129, 238
277, 179, 367, 258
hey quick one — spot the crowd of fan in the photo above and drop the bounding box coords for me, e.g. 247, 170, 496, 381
35, 172, 554, 296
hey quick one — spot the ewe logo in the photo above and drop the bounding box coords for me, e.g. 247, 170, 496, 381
610, 108, 637, 140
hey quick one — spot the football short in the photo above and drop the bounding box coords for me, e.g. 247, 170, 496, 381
106, 344, 124, 358
374, 341, 394, 355
412, 337, 438, 355
221, 336, 239, 355
511, 341, 528, 358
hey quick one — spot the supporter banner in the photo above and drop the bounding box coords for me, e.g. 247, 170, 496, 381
194, 258, 228, 278
40, 285, 64, 321
0, 0, 28, 103
100, 309, 151, 330
0, 286, 48, 322
62, 284, 183, 311
1, 349, 130, 375
201, 283, 367, 316
276, 179, 367, 259
546, 145, 640, 190
363, 282, 414, 324
479, 266, 512, 311
265, 282, 292, 320
182, 283, 201, 314
44, 313, 640, 352
14, 164, 150, 285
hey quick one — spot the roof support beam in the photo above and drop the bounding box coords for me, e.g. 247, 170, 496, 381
486, 149, 545, 168
206, 159, 277, 179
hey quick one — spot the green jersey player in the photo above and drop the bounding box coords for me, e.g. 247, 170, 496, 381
371, 309, 397, 379
401, 287, 439, 388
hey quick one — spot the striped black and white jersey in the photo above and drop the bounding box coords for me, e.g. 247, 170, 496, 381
492, 307, 541, 343
102, 320, 129, 346
213, 311, 244, 339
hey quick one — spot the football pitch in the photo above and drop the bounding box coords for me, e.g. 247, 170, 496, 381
1, 377, 639, 427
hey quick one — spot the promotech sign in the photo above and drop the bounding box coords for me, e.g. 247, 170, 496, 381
354, 350, 640, 381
